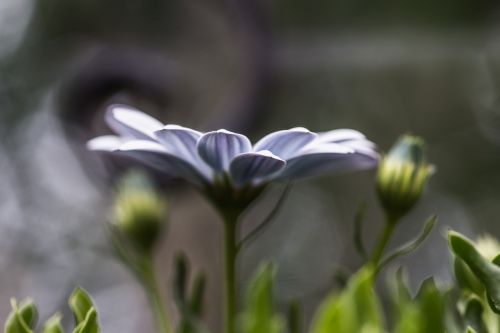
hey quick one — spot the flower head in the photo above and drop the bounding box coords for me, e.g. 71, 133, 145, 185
89, 105, 378, 209
376, 135, 434, 221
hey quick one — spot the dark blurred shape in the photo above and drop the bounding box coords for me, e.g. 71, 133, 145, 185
271, 0, 499, 29
58, 46, 172, 139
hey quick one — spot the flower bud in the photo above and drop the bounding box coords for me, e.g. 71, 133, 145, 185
113, 171, 167, 254
376, 135, 434, 221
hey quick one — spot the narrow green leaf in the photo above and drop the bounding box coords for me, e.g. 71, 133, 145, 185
353, 201, 368, 260
287, 300, 301, 333
189, 272, 206, 316
69, 288, 94, 325
310, 268, 383, 333
173, 254, 189, 303
378, 215, 436, 271
43, 314, 65, 333
448, 231, 500, 313
240, 263, 284, 333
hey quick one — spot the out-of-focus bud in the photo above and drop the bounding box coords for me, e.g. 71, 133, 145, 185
113, 171, 167, 254
376, 135, 434, 222
5, 298, 38, 333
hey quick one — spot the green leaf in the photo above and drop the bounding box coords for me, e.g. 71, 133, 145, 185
393, 303, 423, 333
72, 308, 99, 333
310, 268, 383, 333
464, 298, 487, 333
4, 299, 38, 333
43, 314, 65, 333
448, 231, 500, 313
173, 254, 189, 304
414, 278, 445, 332
69, 288, 95, 325
353, 201, 368, 260
454, 257, 484, 296
172, 254, 208, 333
189, 272, 206, 317
378, 215, 436, 271
287, 300, 301, 333
240, 263, 284, 333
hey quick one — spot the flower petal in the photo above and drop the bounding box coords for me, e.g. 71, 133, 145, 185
154, 125, 202, 162
154, 125, 212, 178
279, 143, 378, 179
105, 104, 164, 140
86, 135, 127, 151
315, 129, 366, 144
229, 150, 286, 186
117, 140, 208, 185
339, 139, 378, 159
197, 130, 252, 172
253, 127, 317, 159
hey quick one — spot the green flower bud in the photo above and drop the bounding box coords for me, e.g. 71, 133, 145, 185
376, 135, 434, 221
113, 171, 167, 254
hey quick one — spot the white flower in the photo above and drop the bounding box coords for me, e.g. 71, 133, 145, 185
88, 105, 379, 189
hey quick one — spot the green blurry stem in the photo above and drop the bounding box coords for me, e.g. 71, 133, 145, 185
223, 215, 238, 333
141, 258, 172, 333
371, 216, 398, 266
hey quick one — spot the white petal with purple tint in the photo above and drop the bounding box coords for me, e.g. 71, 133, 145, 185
315, 129, 366, 144
197, 130, 252, 172
105, 105, 163, 140
229, 150, 286, 186
253, 127, 317, 160
86, 135, 127, 151
117, 140, 208, 185
279, 143, 377, 179
88, 105, 379, 189
154, 125, 212, 178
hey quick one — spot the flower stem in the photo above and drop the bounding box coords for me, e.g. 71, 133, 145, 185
371, 216, 398, 267
223, 217, 238, 333
141, 259, 172, 333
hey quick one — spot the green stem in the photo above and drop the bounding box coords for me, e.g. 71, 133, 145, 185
223, 217, 238, 333
371, 216, 398, 266
142, 259, 172, 333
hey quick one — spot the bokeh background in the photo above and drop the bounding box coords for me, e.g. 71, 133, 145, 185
1, 0, 500, 331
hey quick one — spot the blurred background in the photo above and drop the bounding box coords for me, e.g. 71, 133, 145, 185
1, 0, 500, 331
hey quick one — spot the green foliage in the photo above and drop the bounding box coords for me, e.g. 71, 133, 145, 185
42, 315, 64, 333
376, 215, 437, 272
4, 299, 38, 333
310, 268, 383, 333
463, 297, 488, 333
392, 277, 446, 333
448, 231, 500, 313
3, 288, 100, 333
239, 263, 284, 333
172, 254, 207, 333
